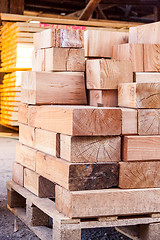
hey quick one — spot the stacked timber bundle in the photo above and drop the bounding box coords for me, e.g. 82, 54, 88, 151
85, 29, 129, 107
7, 26, 160, 240
0, 22, 50, 127
118, 22, 160, 190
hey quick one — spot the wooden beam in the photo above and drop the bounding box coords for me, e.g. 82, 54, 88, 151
79, 0, 102, 20
10, 0, 24, 14
0, 13, 142, 29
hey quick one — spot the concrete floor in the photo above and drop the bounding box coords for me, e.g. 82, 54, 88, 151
0, 137, 39, 239
0, 136, 130, 240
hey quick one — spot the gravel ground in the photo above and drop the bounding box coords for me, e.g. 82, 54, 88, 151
0, 137, 131, 240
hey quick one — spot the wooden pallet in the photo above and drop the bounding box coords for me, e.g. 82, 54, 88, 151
7, 181, 160, 240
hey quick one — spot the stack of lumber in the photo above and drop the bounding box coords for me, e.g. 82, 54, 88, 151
0, 22, 51, 127
118, 22, 160, 190
85, 29, 130, 107
9, 25, 160, 240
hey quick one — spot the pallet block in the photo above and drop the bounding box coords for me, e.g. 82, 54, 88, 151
119, 161, 160, 189
86, 59, 133, 90
118, 82, 160, 108
112, 43, 143, 72
45, 48, 85, 72
121, 108, 137, 135
8, 181, 160, 240
123, 135, 160, 161
60, 135, 121, 163
134, 72, 160, 83
27, 105, 122, 136
55, 185, 160, 218
36, 151, 119, 191
21, 71, 87, 105
138, 109, 160, 135
12, 162, 24, 187
16, 143, 36, 171
89, 90, 118, 107
24, 168, 55, 198
84, 30, 128, 58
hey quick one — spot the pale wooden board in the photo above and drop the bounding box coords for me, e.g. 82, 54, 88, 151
129, 22, 160, 44
35, 128, 60, 157
18, 103, 28, 125
123, 135, 160, 161
44, 48, 85, 72
21, 71, 87, 105
138, 109, 160, 135
134, 72, 160, 83
118, 82, 160, 108
112, 43, 143, 72
55, 185, 160, 218
86, 59, 133, 90
84, 30, 128, 58
119, 161, 160, 189
144, 44, 160, 72
19, 124, 35, 148
35, 29, 84, 50
121, 108, 137, 135
60, 135, 121, 163
16, 143, 36, 171
12, 162, 24, 187
27, 105, 122, 136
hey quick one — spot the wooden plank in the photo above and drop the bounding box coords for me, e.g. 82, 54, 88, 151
134, 72, 160, 83
19, 124, 35, 148
79, 0, 101, 21
86, 59, 133, 89
129, 22, 160, 44
24, 168, 55, 198
144, 44, 160, 72
45, 48, 85, 72
28, 105, 122, 136
36, 151, 119, 191
138, 109, 160, 135
118, 82, 160, 108
12, 162, 24, 187
89, 90, 118, 107
16, 143, 36, 171
84, 30, 128, 58
121, 108, 137, 135
0, 13, 142, 29
18, 104, 28, 124
21, 71, 87, 105
123, 136, 160, 161
35, 128, 60, 157
60, 135, 121, 163
119, 161, 160, 189
55, 185, 160, 218
112, 43, 143, 72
